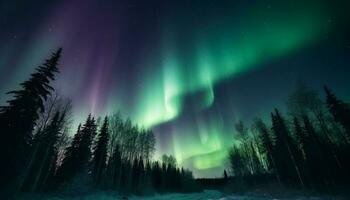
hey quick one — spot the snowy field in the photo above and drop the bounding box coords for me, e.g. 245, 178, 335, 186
19, 190, 346, 200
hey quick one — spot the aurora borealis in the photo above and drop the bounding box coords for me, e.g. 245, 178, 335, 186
1, 0, 350, 177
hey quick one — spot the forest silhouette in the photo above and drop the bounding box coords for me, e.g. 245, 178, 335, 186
0, 49, 349, 198
224, 82, 350, 192
0, 49, 199, 198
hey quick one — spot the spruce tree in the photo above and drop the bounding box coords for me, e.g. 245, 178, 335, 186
302, 115, 326, 188
271, 109, 304, 187
293, 117, 306, 155
75, 114, 96, 173
55, 114, 96, 187
0, 48, 62, 192
91, 116, 109, 186
324, 86, 350, 137
55, 124, 82, 187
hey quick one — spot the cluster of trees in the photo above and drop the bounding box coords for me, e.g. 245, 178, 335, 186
51, 113, 197, 194
229, 83, 350, 190
0, 49, 198, 197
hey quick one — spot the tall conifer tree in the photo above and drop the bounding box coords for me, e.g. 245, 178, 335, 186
0, 48, 62, 192
324, 86, 350, 137
55, 115, 96, 187
91, 116, 109, 186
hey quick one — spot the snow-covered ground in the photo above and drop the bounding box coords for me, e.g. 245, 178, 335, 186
18, 190, 346, 200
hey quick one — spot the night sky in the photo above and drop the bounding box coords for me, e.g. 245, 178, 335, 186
0, 0, 349, 177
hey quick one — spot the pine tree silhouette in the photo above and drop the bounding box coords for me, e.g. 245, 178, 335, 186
271, 109, 304, 187
293, 117, 306, 155
0, 48, 62, 192
324, 86, 350, 137
91, 116, 109, 186
55, 114, 96, 187
302, 114, 326, 188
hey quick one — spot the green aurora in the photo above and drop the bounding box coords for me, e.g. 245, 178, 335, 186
132, 1, 330, 128
0, 0, 345, 177
119, 1, 332, 176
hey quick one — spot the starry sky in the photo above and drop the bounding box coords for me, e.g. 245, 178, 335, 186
0, 0, 350, 177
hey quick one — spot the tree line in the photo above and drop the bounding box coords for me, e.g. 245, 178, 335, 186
0, 49, 199, 197
228, 82, 350, 191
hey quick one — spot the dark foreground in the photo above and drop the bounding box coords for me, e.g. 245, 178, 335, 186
17, 190, 348, 200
